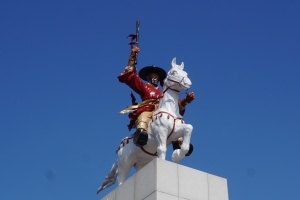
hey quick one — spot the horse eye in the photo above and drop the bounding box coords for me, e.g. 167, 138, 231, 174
172, 70, 177, 75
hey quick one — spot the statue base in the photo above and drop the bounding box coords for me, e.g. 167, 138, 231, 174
101, 158, 229, 200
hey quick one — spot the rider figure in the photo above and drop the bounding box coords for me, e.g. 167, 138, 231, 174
118, 46, 195, 147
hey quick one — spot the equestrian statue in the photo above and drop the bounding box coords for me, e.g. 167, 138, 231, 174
97, 22, 195, 194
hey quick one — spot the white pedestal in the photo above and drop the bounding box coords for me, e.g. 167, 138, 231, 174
101, 158, 229, 200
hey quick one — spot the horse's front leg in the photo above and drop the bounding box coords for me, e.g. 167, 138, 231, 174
172, 124, 193, 163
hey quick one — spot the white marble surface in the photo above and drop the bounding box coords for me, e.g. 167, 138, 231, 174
135, 160, 156, 200
208, 174, 229, 200
178, 164, 209, 199
115, 175, 135, 200
101, 158, 229, 200
101, 189, 115, 200
156, 159, 179, 196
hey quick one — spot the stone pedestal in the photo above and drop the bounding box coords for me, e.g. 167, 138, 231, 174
101, 158, 229, 200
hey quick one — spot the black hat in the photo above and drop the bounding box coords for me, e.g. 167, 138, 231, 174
138, 65, 167, 81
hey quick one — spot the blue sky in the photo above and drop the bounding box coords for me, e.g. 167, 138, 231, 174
1, 0, 299, 199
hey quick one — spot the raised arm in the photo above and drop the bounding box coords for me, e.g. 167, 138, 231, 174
118, 46, 145, 96
126, 46, 140, 69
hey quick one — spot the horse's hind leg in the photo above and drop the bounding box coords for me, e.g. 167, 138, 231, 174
172, 124, 193, 163
156, 133, 168, 160
157, 141, 167, 160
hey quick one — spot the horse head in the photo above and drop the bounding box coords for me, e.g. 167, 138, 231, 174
164, 57, 192, 92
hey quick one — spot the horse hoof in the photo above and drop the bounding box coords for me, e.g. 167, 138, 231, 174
185, 143, 194, 156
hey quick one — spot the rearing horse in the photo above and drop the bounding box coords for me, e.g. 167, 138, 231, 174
97, 57, 193, 194
150, 57, 192, 162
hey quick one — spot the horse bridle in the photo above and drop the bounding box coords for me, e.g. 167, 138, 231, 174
162, 77, 186, 95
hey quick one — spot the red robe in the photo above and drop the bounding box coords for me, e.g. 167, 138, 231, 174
118, 68, 185, 130
118, 68, 161, 130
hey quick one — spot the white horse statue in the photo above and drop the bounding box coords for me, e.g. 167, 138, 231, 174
97, 57, 193, 194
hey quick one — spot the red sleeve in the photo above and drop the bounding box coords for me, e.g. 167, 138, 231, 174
118, 68, 146, 96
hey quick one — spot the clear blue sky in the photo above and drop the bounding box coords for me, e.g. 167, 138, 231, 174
1, 1, 299, 199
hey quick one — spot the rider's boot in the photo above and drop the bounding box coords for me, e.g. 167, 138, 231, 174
133, 128, 148, 147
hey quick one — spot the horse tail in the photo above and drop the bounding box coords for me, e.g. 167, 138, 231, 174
96, 160, 118, 194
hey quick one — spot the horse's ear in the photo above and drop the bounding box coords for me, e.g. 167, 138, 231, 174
179, 62, 184, 70
171, 57, 176, 68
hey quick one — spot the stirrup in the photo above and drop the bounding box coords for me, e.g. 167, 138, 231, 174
134, 129, 148, 147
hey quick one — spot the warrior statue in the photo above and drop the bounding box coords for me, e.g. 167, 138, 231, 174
118, 46, 195, 147
96, 22, 196, 194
